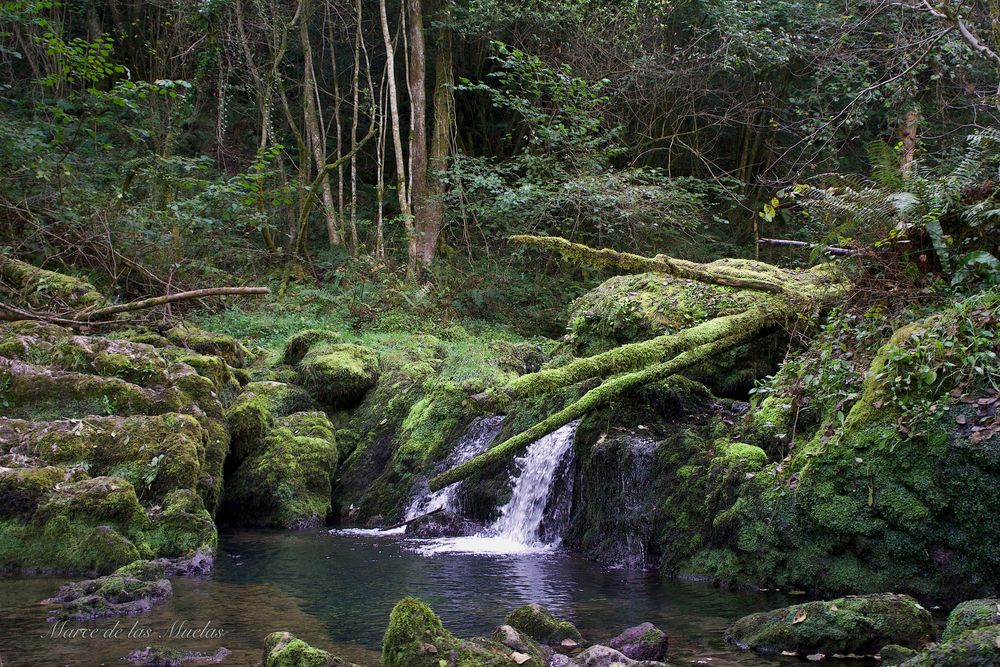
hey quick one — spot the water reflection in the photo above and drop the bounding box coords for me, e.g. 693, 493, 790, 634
0, 529, 835, 666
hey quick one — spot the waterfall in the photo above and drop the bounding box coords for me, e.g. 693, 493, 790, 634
404, 415, 504, 520
416, 420, 579, 555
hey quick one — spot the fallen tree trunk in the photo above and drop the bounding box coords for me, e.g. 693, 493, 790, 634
758, 238, 857, 256
431, 236, 849, 490
79, 286, 270, 321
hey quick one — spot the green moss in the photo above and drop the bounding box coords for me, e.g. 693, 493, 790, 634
297, 343, 380, 407
145, 489, 217, 556
382, 597, 524, 667
505, 603, 582, 645
165, 323, 248, 368
899, 624, 1000, 666
226, 381, 317, 464
725, 593, 935, 656
0, 256, 105, 310
943, 599, 1000, 641
282, 329, 342, 365
0, 466, 64, 520
261, 632, 358, 667
224, 411, 338, 529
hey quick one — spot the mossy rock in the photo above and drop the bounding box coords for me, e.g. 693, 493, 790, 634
505, 603, 583, 646
282, 329, 342, 366
942, 599, 1000, 641
297, 343, 380, 407
164, 324, 248, 368
261, 631, 359, 667
724, 593, 935, 656
146, 489, 217, 557
0, 475, 151, 574
0, 465, 65, 520
224, 412, 337, 529
226, 381, 318, 465
383, 597, 535, 667
44, 561, 172, 621
899, 625, 1000, 666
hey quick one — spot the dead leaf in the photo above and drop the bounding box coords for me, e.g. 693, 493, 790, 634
560, 638, 579, 648
793, 609, 808, 624
511, 652, 531, 665
829, 604, 838, 612
422, 643, 437, 654
806, 654, 826, 662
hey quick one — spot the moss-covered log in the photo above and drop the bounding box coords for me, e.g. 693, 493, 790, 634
430, 330, 768, 490
511, 234, 831, 296
500, 302, 791, 402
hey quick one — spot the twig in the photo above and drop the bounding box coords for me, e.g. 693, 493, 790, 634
79, 287, 270, 321
757, 238, 857, 256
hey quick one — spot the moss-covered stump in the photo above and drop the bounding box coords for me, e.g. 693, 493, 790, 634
565, 272, 781, 396
941, 599, 1000, 642
225, 381, 318, 465
260, 631, 358, 667
44, 560, 172, 621
383, 597, 542, 667
724, 593, 935, 657
505, 603, 583, 646
297, 343, 380, 407
0, 475, 151, 574
224, 412, 338, 529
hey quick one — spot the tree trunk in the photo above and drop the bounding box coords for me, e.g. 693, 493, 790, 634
420, 0, 454, 267
406, 0, 432, 274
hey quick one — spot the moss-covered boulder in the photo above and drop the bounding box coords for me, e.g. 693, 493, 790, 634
942, 599, 1000, 642
383, 597, 541, 667
164, 324, 248, 368
297, 343, 380, 407
607, 622, 669, 662
123, 646, 231, 665
282, 329, 342, 366
898, 624, 1000, 666
224, 412, 338, 529
226, 381, 317, 465
0, 475, 151, 574
260, 631, 358, 667
145, 489, 217, 556
724, 593, 935, 657
44, 560, 172, 621
505, 603, 583, 646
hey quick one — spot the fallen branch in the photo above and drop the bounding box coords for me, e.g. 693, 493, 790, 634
79, 286, 270, 321
758, 238, 856, 256
381, 507, 444, 532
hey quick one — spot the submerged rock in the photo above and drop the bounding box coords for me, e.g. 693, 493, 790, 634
123, 646, 231, 666
573, 644, 667, 667
44, 561, 172, 621
725, 593, 935, 657
608, 622, 668, 661
505, 603, 583, 646
260, 631, 358, 667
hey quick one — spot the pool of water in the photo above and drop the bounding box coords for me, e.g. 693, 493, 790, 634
0, 529, 841, 666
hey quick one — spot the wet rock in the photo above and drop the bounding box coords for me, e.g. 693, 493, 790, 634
573, 644, 667, 667
493, 624, 551, 661
880, 644, 920, 665
44, 561, 172, 621
725, 593, 935, 657
608, 622, 668, 661
941, 598, 1000, 641
261, 631, 358, 667
506, 603, 583, 646
123, 646, 230, 666
404, 510, 481, 538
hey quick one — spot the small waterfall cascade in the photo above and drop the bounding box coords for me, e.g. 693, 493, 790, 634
404, 415, 504, 520
488, 420, 578, 547
416, 420, 579, 555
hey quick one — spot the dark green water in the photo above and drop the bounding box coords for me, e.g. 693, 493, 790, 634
1, 529, 837, 666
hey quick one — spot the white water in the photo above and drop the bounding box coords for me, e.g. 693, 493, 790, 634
331, 416, 503, 537
416, 420, 579, 556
